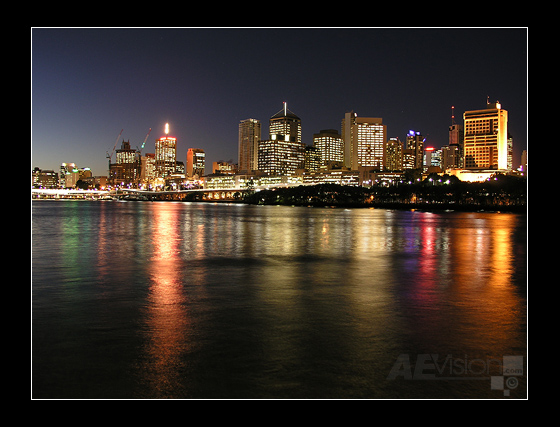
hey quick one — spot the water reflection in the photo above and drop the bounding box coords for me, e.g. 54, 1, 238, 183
33, 202, 524, 398
138, 203, 190, 398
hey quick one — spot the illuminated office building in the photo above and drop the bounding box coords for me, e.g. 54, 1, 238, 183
304, 145, 321, 172
141, 153, 156, 184
155, 123, 177, 177
449, 124, 464, 168
258, 103, 304, 176
463, 102, 508, 170
258, 138, 304, 176
60, 162, 79, 188
385, 138, 403, 171
405, 130, 425, 170
112, 139, 139, 185
238, 118, 261, 173
313, 129, 343, 166
269, 102, 301, 144
187, 148, 205, 178
342, 112, 387, 170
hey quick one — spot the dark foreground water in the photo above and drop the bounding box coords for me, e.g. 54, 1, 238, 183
32, 201, 527, 399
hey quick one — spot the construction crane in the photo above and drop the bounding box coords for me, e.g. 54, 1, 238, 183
136, 128, 152, 155
106, 129, 124, 169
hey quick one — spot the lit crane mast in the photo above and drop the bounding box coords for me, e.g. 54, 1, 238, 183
106, 129, 124, 171
137, 128, 152, 155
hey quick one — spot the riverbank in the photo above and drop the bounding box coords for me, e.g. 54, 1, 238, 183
241, 179, 527, 213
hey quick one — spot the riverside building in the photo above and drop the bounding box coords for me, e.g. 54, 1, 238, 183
463, 101, 508, 170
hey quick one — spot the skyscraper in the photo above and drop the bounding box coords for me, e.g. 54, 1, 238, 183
342, 112, 387, 170
187, 148, 205, 178
463, 101, 508, 170
258, 103, 304, 176
448, 124, 464, 168
269, 102, 301, 144
313, 129, 344, 166
113, 139, 139, 185
155, 123, 177, 178
385, 138, 403, 171
405, 130, 424, 170
238, 118, 261, 173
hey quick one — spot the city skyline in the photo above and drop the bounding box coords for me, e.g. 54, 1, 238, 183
32, 28, 527, 176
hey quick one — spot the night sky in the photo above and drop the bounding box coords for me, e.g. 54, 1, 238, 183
32, 28, 527, 176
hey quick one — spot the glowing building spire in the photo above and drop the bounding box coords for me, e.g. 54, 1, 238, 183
284, 101, 287, 116
165, 122, 169, 135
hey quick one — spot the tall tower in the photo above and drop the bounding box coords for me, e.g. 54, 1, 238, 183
238, 118, 261, 173
257, 103, 304, 176
155, 122, 177, 178
463, 101, 508, 170
269, 102, 301, 144
448, 106, 464, 168
187, 148, 205, 178
405, 130, 424, 170
313, 129, 344, 166
342, 112, 387, 170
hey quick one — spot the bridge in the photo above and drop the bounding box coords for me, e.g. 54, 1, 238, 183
117, 187, 248, 201
32, 181, 320, 201
31, 186, 285, 201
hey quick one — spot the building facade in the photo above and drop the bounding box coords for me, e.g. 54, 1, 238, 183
187, 148, 206, 178
258, 138, 304, 176
238, 118, 261, 173
448, 123, 464, 168
269, 102, 301, 144
405, 130, 424, 170
385, 138, 403, 171
111, 139, 140, 185
313, 129, 344, 166
155, 125, 177, 178
342, 112, 387, 170
463, 102, 508, 170
258, 103, 305, 176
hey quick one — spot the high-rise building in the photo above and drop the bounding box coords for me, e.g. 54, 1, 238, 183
32, 167, 59, 188
507, 133, 513, 171
60, 162, 79, 188
304, 145, 322, 173
385, 138, 403, 171
155, 123, 177, 178
258, 138, 304, 176
405, 130, 424, 170
341, 111, 356, 168
269, 102, 301, 144
140, 153, 156, 184
313, 129, 343, 166
448, 124, 464, 168
463, 101, 508, 170
441, 144, 460, 170
342, 112, 387, 170
258, 103, 305, 176
112, 139, 139, 185
238, 118, 261, 173
187, 148, 205, 178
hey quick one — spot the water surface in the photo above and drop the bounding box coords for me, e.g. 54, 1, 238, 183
32, 201, 527, 398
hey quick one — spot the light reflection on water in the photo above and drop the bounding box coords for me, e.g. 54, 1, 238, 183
32, 201, 526, 398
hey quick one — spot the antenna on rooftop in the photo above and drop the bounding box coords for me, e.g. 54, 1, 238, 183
283, 101, 287, 116
451, 106, 455, 125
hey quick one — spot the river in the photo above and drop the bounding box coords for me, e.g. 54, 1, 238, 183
32, 201, 527, 398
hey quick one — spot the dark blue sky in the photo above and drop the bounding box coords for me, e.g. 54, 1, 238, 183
32, 28, 527, 176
